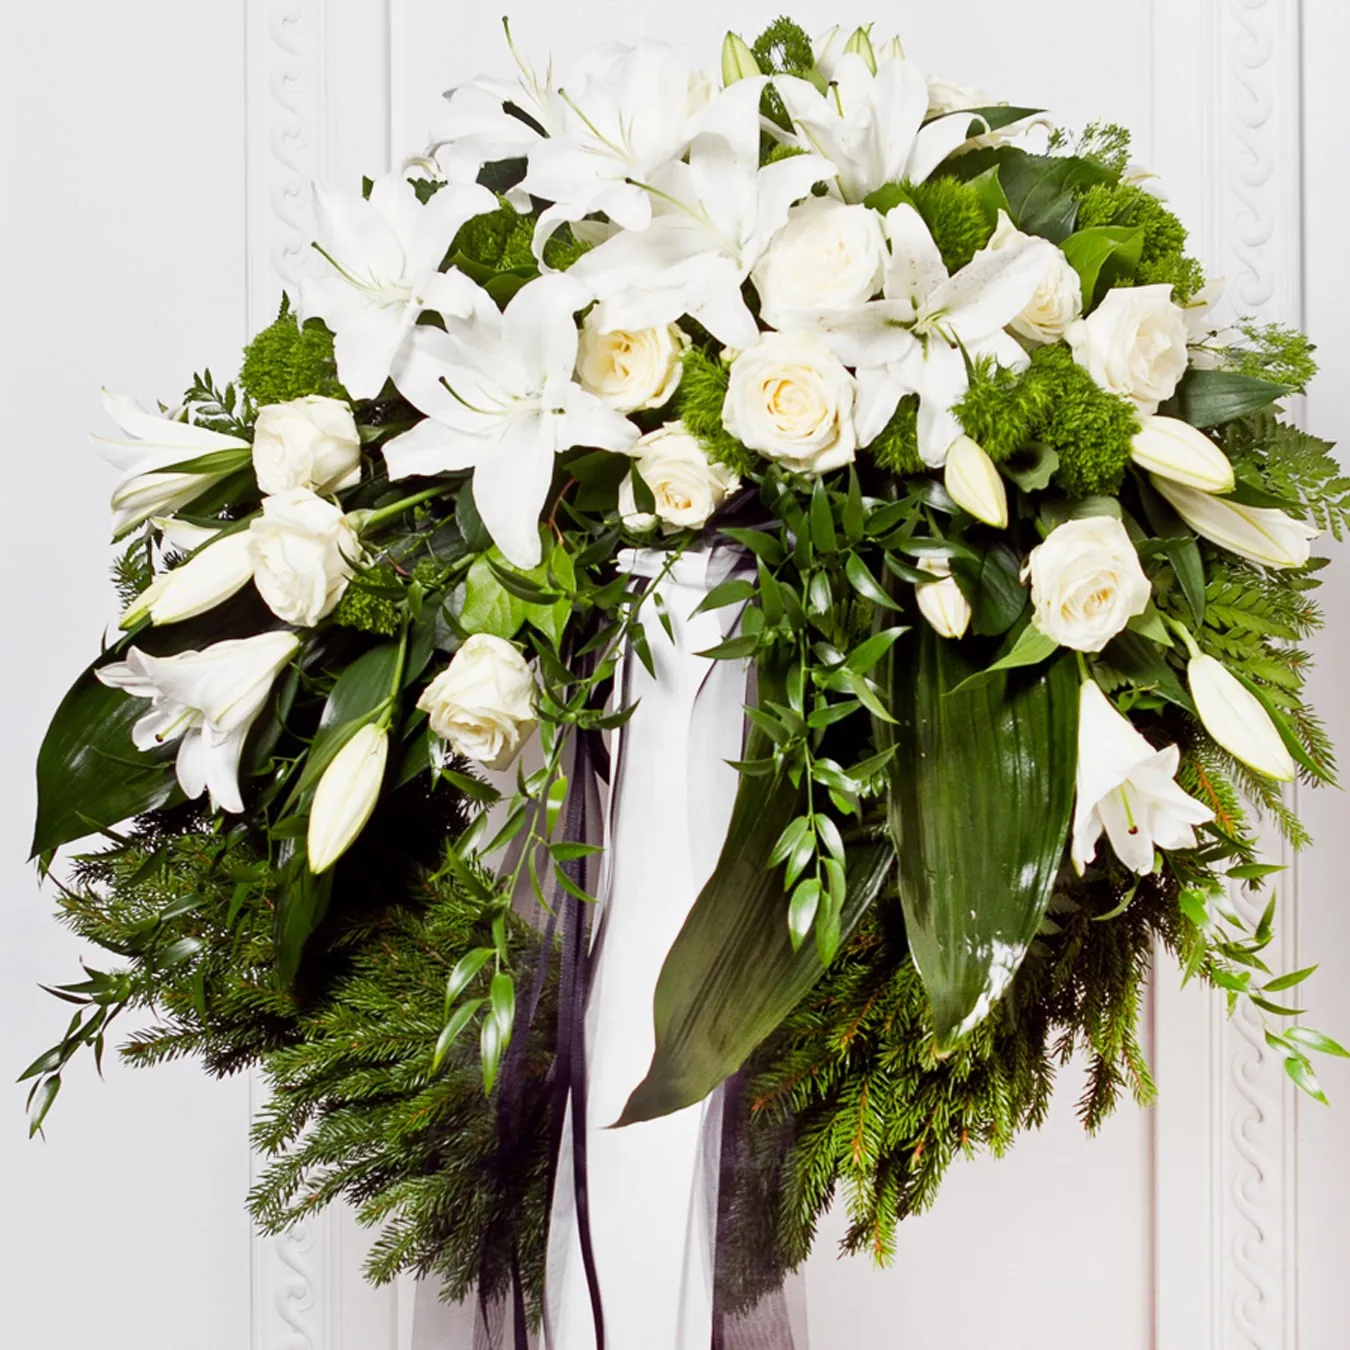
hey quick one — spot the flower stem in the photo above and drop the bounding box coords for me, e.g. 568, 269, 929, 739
355, 486, 447, 533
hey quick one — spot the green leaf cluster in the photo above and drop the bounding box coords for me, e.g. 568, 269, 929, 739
239, 296, 345, 408
1073, 181, 1205, 302
956, 344, 1139, 495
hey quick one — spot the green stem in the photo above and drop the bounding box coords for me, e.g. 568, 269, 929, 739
356, 486, 446, 533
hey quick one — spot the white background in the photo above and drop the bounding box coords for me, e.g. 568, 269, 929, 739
1, 2, 1347, 1347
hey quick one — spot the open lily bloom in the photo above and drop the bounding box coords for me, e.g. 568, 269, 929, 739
92, 389, 250, 537
569, 80, 833, 350
427, 28, 566, 196
1071, 679, 1213, 875
95, 630, 300, 814
816, 203, 1055, 464
384, 274, 638, 569
772, 53, 986, 204
518, 40, 714, 258
298, 170, 497, 400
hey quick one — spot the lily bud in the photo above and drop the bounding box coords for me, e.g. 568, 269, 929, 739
843, 26, 878, 74
1130, 416, 1235, 492
1188, 654, 1295, 781
944, 435, 1008, 528
915, 558, 971, 639
876, 35, 907, 64
121, 530, 255, 628
308, 723, 389, 874
1151, 475, 1317, 569
720, 32, 760, 86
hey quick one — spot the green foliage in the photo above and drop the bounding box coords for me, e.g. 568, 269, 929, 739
675, 344, 755, 475
452, 195, 590, 273
240, 296, 345, 408
1226, 412, 1350, 539
868, 395, 922, 475
744, 873, 1175, 1268
1049, 121, 1134, 177
892, 177, 994, 272
1073, 181, 1205, 301
955, 345, 1138, 494
111, 533, 154, 609
763, 141, 809, 166
1217, 323, 1320, 392
752, 17, 815, 75
333, 562, 403, 636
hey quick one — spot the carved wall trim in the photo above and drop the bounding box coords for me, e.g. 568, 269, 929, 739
1152, 3, 1305, 1347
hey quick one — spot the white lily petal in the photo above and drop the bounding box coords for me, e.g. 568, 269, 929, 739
472, 419, 555, 569
926, 235, 1056, 345
1151, 476, 1318, 569
1189, 654, 1296, 781
882, 204, 948, 308
308, 723, 389, 873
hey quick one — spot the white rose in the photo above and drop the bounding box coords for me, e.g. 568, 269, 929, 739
248, 487, 361, 626
1065, 284, 1190, 414
418, 634, 537, 770
252, 395, 362, 495
1025, 515, 1152, 653
750, 196, 887, 329
926, 75, 988, 117
575, 313, 688, 413
618, 422, 740, 532
722, 331, 857, 475
987, 210, 1082, 344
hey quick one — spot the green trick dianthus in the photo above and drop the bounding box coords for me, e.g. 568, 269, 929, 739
675, 345, 756, 476
1074, 182, 1205, 301
868, 395, 922, 476
240, 297, 344, 408
895, 177, 994, 273
751, 17, 815, 75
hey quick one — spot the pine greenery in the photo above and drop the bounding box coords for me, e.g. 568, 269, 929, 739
739, 871, 1177, 1273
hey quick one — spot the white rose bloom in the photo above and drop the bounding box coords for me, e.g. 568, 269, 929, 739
252, 395, 362, 496
1026, 515, 1152, 653
722, 331, 857, 475
987, 210, 1082, 344
248, 487, 361, 626
418, 634, 538, 771
750, 196, 887, 330
1065, 284, 1190, 414
574, 313, 688, 413
618, 423, 740, 532
926, 75, 988, 116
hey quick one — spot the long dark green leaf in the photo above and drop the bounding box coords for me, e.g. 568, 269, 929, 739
1172, 370, 1289, 428
31, 666, 179, 857
880, 629, 1078, 1051
619, 712, 895, 1124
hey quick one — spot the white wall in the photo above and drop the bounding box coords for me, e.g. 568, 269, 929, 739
1, 2, 1346, 1348
0, 5, 252, 1347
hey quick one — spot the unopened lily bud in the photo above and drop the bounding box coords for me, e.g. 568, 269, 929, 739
1188, 654, 1295, 781
944, 435, 1008, 528
1130, 416, 1234, 493
308, 722, 389, 874
1151, 475, 1317, 569
721, 32, 760, 86
915, 558, 971, 639
843, 26, 877, 74
122, 530, 255, 628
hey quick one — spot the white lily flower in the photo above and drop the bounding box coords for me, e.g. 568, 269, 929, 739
517, 41, 713, 257
122, 529, 255, 628
427, 25, 566, 195
308, 722, 389, 873
298, 169, 497, 399
384, 274, 638, 569
1072, 679, 1213, 875
773, 54, 983, 203
915, 557, 971, 639
1188, 654, 1296, 781
1151, 475, 1318, 569
818, 204, 1054, 464
1130, 416, 1235, 493
568, 79, 833, 349
944, 435, 1008, 527
92, 390, 250, 537
96, 631, 300, 814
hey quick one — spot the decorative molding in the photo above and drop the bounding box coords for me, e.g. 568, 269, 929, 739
244, 4, 397, 1348
1152, 3, 1305, 1347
